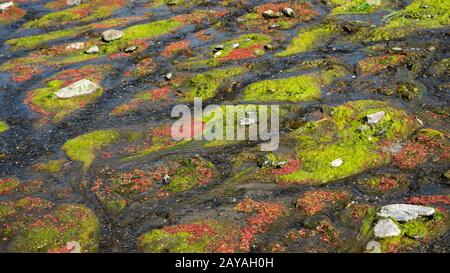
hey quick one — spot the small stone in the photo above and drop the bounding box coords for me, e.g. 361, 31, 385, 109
124, 46, 138, 53
262, 10, 282, 19
374, 219, 401, 238
0, 1, 14, 12
67, 0, 82, 5
378, 204, 435, 222
214, 44, 224, 51
366, 111, 385, 124
66, 42, 85, 50
55, 79, 100, 99
257, 155, 272, 168
163, 175, 171, 184
66, 241, 81, 253
366, 241, 381, 253
85, 46, 99, 54
165, 72, 173, 81
102, 29, 123, 42
331, 158, 343, 167
269, 23, 280, 29
282, 7, 295, 17
427, 45, 436, 51
232, 43, 240, 49
239, 118, 257, 126
264, 44, 273, 50
213, 51, 222, 58
391, 47, 403, 52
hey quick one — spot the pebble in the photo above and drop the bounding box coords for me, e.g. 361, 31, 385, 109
163, 175, 171, 184
213, 51, 222, 58
85, 46, 99, 54
232, 43, 240, 49
102, 29, 123, 42
55, 79, 100, 99
378, 204, 435, 222
66, 241, 81, 253
282, 7, 295, 17
124, 46, 138, 53
331, 158, 343, 167
165, 72, 173, 81
367, 0, 382, 5
67, 0, 82, 5
262, 10, 282, 19
366, 111, 385, 124
0, 1, 13, 12
366, 241, 381, 253
374, 218, 401, 238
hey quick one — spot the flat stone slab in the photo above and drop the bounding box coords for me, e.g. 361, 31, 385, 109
102, 29, 123, 42
55, 79, 100, 99
374, 218, 401, 238
378, 204, 435, 222
366, 111, 385, 124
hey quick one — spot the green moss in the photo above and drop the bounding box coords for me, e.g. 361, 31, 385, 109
183, 66, 245, 101
7, 204, 99, 253
96, 194, 127, 216
62, 130, 120, 170
0, 177, 20, 194
279, 100, 419, 184
211, 33, 272, 59
0, 121, 9, 133
23, 4, 86, 28
139, 230, 206, 253
277, 23, 334, 57
6, 27, 83, 49
362, 0, 450, 41
27, 80, 103, 122
360, 207, 377, 236
330, 0, 385, 15
33, 159, 65, 173
242, 65, 347, 102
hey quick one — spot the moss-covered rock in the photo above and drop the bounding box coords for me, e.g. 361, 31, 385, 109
0, 198, 99, 253
0, 120, 9, 133
62, 130, 121, 170
138, 221, 240, 253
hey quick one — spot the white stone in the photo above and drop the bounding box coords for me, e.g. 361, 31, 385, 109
165, 72, 173, 80
366, 241, 381, 253
331, 158, 343, 167
85, 46, 99, 54
374, 219, 401, 238
102, 29, 123, 42
232, 43, 240, 49
55, 79, 100, 99
0, 1, 14, 12
213, 51, 222, 58
366, 111, 385, 124
239, 118, 257, 126
67, 0, 82, 6
66, 42, 85, 50
66, 241, 81, 253
378, 204, 435, 222
282, 7, 295, 17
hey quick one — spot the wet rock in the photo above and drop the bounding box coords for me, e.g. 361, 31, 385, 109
366, 241, 381, 253
374, 218, 401, 238
378, 204, 435, 222
102, 29, 123, 42
55, 79, 101, 99
85, 46, 99, 54
282, 8, 295, 17
232, 43, 240, 49
124, 46, 138, 53
331, 158, 343, 167
262, 10, 282, 19
66, 42, 85, 50
0, 1, 13, 13
163, 174, 171, 184
444, 170, 450, 180
366, 111, 385, 124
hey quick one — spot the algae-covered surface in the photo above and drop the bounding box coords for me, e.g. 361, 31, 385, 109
0, 0, 449, 253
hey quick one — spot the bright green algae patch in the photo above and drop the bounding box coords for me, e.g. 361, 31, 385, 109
25, 80, 103, 123
277, 23, 334, 57
279, 100, 420, 184
0, 121, 9, 133
0, 199, 100, 253
330, 0, 387, 15
182, 66, 246, 101
242, 65, 347, 102
62, 130, 120, 170
360, 0, 450, 41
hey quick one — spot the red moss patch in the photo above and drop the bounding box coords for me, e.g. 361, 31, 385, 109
161, 40, 191, 58
235, 198, 284, 251
11, 65, 42, 83
272, 159, 301, 175
0, 177, 20, 195
0, 6, 26, 24
296, 190, 350, 216
219, 43, 265, 62
358, 54, 406, 74
408, 195, 450, 206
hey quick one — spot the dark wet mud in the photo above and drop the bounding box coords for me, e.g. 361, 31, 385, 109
0, 0, 449, 253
